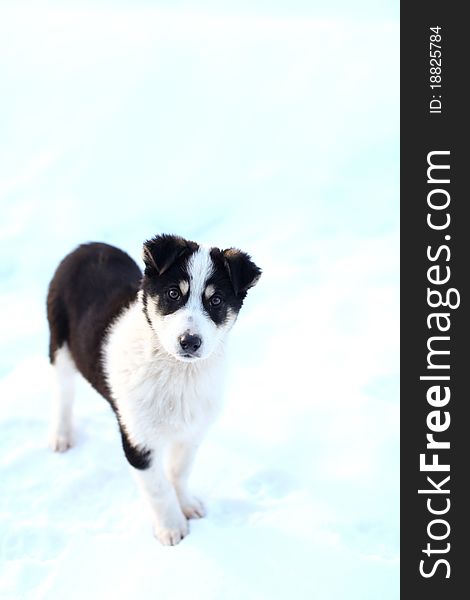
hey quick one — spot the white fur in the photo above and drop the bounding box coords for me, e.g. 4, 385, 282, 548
102, 279, 229, 545
49, 344, 76, 452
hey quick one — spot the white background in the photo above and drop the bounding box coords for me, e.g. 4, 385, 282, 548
0, 2, 399, 598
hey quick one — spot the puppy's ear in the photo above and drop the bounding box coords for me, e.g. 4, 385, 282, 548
143, 234, 197, 276
223, 248, 261, 296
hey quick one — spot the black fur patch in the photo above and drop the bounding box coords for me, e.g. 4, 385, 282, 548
47, 242, 152, 469
47, 243, 141, 384
205, 248, 262, 325
143, 234, 198, 278
118, 419, 152, 470
220, 248, 262, 296
141, 234, 198, 317
141, 290, 153, 329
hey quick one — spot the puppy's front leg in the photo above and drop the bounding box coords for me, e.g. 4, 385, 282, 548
132, 449, 188, 546
167, 439, 206, 520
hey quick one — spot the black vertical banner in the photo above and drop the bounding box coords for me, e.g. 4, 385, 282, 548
401, 2, 468, 598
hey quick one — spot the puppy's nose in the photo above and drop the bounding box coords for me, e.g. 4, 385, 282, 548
179, 333, 202, 354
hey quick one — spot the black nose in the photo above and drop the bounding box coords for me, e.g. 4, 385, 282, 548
179, 333, 202, 354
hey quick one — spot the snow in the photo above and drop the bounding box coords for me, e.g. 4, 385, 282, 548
0, 2, 399, 599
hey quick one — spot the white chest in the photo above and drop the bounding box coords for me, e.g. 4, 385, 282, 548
103, 302, 226, 443
122, 354, 224, 431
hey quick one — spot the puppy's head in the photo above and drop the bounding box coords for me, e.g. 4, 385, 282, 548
141, 234, 261, 362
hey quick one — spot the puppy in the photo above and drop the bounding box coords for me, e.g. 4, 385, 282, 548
46, 234, 260, 545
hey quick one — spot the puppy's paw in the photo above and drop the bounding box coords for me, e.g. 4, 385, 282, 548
180, 495, 206, 520
49, 431, 73, 453
154, 511, 189, 546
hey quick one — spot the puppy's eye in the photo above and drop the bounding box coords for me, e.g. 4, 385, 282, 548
210, 295, 222, 307
167, 288, 181, 300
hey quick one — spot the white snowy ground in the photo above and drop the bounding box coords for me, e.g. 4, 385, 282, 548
0, 2, 399, 599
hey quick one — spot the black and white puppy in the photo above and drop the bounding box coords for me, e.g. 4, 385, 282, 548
46, 235, 261, 545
